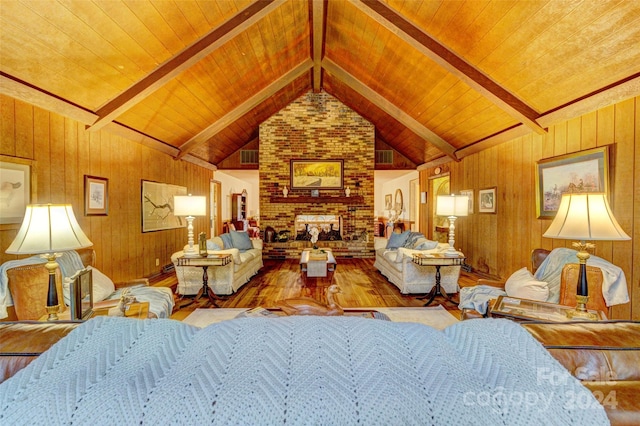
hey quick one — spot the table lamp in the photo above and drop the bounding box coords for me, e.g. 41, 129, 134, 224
174, 194, 207, 258
543, 192, 630, 320
5, 204, 93, 321
436, 194, 469, 257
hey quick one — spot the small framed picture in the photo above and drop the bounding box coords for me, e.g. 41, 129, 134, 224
69, 268, 93, 320
84, 175, 108, 216
459, 189, 474, 214
310, 189, 320, 197
478, 187, 496, 213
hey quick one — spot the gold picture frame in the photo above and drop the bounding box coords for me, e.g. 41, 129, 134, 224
290, 159, 343, 190
0, 155, 36, 229
535, 146, 609, 219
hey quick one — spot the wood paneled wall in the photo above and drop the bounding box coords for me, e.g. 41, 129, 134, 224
0, 95, 212, 283
424, 96, 638, 320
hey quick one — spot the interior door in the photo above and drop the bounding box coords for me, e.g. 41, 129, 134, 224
210, 180, 222, 236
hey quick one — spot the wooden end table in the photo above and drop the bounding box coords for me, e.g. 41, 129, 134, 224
176, 254, 232, 308
489, 296, 607, 322
412, 253, 465, 307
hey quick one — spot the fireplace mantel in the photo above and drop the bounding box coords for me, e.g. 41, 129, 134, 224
270, 195, 364, 204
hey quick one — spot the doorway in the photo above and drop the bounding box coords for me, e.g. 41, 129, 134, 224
428, 174, 450, 242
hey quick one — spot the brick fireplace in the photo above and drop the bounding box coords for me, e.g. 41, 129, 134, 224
259, 91, 375, 258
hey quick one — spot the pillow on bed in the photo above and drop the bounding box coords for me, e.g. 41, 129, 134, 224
386, 231, 410, 249
504, 267, 549, 301
230, 230, 253, 251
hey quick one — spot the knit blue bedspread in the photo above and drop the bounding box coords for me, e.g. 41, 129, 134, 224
0, 316, 609, 425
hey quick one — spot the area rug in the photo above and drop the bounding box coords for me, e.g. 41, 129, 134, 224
183, 305, 459, 330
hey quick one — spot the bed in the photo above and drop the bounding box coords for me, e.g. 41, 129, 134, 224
0, 316, 609, 425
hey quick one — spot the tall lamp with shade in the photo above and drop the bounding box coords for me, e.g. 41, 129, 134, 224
174, 194, 207, 258
436, 194, 469, 257
543, 192, 630, 320
5, 204, 93, 321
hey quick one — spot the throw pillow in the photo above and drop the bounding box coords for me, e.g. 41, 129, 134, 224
386, 231, 410, 249
413, 237, 439, 250
206, 239, 223, 250
403, 232, 425, 248
219, 233, 233, 249
88, 266, 116, 302
230, 230, 253, 251
504, 267, 549, 301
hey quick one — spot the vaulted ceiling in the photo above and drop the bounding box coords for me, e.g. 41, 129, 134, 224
1, 0, 639, 171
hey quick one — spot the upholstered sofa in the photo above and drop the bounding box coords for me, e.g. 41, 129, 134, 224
171, 231, 263, 296
2, 320, 638, 425
373, 234, 462, 294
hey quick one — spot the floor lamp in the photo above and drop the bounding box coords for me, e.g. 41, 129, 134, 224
174, 194, 207, 258
5, 204, 93, 321
436, 194, 469, 257
543, 193, 630, 320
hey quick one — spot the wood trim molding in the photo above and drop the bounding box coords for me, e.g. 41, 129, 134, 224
88, 0, 286, 132
176, 58, 313, 160
312, 0, 326, 92
537, 74, 640, 128
354, 0, 546, 135
323, 58, 458, 160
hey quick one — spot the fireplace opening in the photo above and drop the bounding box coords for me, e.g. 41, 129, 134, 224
294, 215, 342, 241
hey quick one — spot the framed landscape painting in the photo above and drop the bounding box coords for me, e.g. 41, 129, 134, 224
141, 180, 187, 232
290, 159, 343, 190
535, 146, 609, 219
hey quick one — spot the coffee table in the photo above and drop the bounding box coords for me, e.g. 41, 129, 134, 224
299, 248, 337, 278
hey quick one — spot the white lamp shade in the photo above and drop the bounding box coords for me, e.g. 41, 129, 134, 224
5, 204, 93, 254
436, 195, 469, 217
543, 193, 630, 241
173, 195, 206, 217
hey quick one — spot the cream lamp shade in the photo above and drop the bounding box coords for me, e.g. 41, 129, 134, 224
436, 194, 469, 257
436, 194, 469, 217
5, 204, 92, 321
6, 204, 93, 254
543, 193, 630, 241
543, 192, 629, 320
174, 194, 207, 258
173, 195, 207, 217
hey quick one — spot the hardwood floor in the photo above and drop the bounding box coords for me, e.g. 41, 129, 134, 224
152, 258, 482, 321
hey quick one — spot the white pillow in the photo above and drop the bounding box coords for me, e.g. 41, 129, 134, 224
88, 266, 116, 302
504, 267, 549, 301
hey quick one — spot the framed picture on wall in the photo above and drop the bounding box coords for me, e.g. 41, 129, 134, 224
459, 189, 474, 214
478, 187, 496, 213
290, 159, 343, 190
84, 175, 108, 216
0, 155, 36, 228
535, 146, 609, 219
384, 194, 392, 210
141, 180, 187, 232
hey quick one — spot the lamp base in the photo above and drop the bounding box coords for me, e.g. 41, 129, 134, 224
182, 246, 200, 258
443, 248, 460, 258
45, 304, 59, 321
565, 295, 598, 321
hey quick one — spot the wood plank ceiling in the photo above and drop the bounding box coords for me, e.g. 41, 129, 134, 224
1, 0, 639, 170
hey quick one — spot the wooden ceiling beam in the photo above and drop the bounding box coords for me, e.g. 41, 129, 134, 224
354, 0, 547, 135
0, 73, 97, 125
323, 58, 458, 160
88, 0, 286, 132
311, 0, 326, 92
537, 74, 640, 128
176, 58, 314, 160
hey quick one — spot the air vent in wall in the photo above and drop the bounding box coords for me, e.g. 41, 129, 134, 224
241, 150, 259, 164
375, 150, 393, 164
